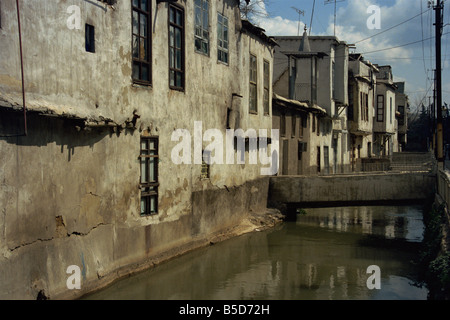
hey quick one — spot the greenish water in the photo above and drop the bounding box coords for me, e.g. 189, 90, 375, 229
83, 205, 428, 300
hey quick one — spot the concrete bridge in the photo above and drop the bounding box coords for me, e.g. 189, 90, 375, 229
269, 171, 437, 218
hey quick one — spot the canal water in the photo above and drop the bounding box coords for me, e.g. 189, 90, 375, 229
83, 205, 429, 300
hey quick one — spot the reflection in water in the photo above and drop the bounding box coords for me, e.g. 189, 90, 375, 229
83, 206, 428, 300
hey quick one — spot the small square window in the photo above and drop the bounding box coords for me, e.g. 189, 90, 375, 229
85, 24, 95, 53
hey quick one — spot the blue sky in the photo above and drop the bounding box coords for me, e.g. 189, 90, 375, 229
250, 0, 450, 113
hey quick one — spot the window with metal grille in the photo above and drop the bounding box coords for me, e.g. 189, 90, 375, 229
169, 4, 185, 90
217, 13, 228, 64
132, 0, 151, 84
201, 150, 211, 179
263, 60, 270, 115
377, 95, 384, 122
194, 0, 209, 55
140, 137, 159, 216
249, 54, 257, 113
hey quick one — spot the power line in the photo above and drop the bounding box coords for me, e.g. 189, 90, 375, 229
361, 31, 450, 55
354, 8, 432, 44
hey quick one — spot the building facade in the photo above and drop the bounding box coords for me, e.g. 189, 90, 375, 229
348, 54, 378, 170
373, 65, 397, 157
395, 81, 409, 152
272, 31, 350, 175
0, 0, 276, 299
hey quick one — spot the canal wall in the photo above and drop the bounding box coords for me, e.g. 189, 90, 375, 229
269, 172, 437, 207
436, 169, 450, 251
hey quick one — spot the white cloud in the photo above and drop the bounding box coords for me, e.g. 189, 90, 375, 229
255, 0, 450, 103
256, 15, 304, 36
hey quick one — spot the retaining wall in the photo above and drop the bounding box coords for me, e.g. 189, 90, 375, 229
269, 172, 436, 206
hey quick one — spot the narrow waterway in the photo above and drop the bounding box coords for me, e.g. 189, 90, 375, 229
83, 205, 429, 300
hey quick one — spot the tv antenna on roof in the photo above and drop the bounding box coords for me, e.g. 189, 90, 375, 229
324, 0, 346, 36
291, 7, 305, 36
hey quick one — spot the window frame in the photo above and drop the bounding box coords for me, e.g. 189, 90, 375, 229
390, 97, 393, 124
132, 0, 152, 85
360, 92, 364, 121
365, 93, 369, 121
217, 12, 229, 64
168, 3, 185, 91
194, 0, 210, 55
377, 95, 384, 122
139, 137, 159, 216
249, 53, 258, 114
201, 150, 211, 179
263, 59, 270, 116
324, 146, 330, 174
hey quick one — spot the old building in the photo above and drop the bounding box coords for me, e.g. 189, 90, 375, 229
373, 65, 397, 157
348, 53, 378, 170
395, 81, 409, 152
272, 93, 327, 175
272, 29, 350, 175
0, 0, 276, 299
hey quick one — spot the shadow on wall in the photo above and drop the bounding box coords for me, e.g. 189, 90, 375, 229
0, 109, 136, 161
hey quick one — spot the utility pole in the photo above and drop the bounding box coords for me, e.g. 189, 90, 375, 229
310, 0, 316, 35
429, 96, 432, 151
434, 0, 444, 168
433, 70, 436, 153
324, 0, 346, 37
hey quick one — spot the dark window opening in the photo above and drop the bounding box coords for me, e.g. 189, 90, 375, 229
280, 113, 286, 137
249, 54, 257, 113
85, 24, 95, 53
398, 105, 405, 125
291, 115, 296, 138
317, 146, 321, 173
263, 60, 270, 115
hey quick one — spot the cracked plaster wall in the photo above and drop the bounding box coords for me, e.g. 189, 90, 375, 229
0, 0, 274, 299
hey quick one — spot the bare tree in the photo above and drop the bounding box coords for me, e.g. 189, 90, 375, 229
239, 0, 270, 24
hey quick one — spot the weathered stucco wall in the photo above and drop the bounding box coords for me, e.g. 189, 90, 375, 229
0, 0, 275, 299
269, 172, 436, 205
0, 111, 271, 299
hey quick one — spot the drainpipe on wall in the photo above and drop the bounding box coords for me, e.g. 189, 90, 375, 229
16, 0, 27, 136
